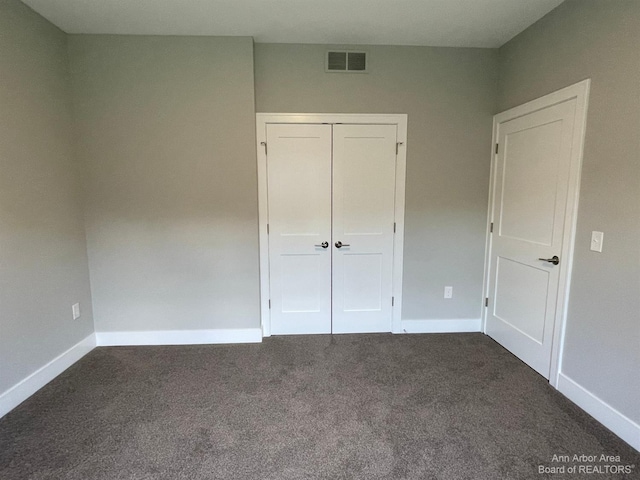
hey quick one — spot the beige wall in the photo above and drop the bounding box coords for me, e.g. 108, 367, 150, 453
68, 35, 260, 332
498, 0, 640, 423
255, 43, 499, 321
0, 0, 94, 394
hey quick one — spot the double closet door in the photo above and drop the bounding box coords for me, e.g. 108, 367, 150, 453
266, 123, 398, 335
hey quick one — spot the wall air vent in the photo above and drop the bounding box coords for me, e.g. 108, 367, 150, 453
326, 51, 368, 73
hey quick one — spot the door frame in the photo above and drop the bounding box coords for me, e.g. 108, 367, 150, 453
256, 113, 408, 337
481, 80, 590, 387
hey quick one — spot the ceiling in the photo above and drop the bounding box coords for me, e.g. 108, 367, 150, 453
21, 0, 564, 48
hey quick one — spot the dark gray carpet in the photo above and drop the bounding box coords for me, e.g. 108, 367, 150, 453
1, 334, 638, 479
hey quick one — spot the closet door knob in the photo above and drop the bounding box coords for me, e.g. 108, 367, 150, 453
538, 255, 560, 265
314, 241, 329, 248
335, 241, 350, 248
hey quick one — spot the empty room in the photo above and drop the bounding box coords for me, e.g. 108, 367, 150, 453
1, 0, 639, 478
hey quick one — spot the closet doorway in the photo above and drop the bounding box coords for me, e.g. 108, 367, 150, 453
256, 114, 407, 336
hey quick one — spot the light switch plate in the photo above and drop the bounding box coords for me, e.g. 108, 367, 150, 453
72, 303, 81, 320
590, 231, 604, 252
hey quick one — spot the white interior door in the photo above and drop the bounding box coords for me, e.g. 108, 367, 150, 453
266, 124, 332, 334
331, 125, 397, 333
486, 99, 578, 378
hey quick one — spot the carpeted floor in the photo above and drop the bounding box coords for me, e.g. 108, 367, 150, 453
0, 333, 638, 479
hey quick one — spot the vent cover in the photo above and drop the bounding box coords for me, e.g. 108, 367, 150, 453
326, 51, 368, 73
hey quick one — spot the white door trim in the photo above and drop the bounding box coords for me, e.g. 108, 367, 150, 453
481, 79, 590, 388
256, 113, 408, 337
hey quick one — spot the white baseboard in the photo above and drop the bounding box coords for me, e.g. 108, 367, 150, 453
399, 318, 482, 334
557, 372, 640, 451
0, 333, 96, 418
95, 328, 263, 346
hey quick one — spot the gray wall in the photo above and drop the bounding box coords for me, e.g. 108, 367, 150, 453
498, 0, 640, 424
68, 35, 260, 332
255, 44, 498, 321
0, 0, 94, 394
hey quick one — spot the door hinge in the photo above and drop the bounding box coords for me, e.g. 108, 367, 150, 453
394, 222, 396, 233
396, 142, 404, 155
485, 297, 489, 307
490, 222, 493, 233
260, 141, 267, 155
268, 299, 271, 309
495, 143, 499, 154
267, 223, 269, 234
392, 296, 395, 306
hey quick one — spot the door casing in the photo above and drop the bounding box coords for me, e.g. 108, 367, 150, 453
481, 80, 590, 388
256, 113, 408, 337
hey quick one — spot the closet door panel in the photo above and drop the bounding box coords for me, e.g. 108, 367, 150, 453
332, 124, 397, 333
266, 124, 332, 334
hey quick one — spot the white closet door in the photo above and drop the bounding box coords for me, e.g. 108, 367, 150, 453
331, 125, 397, 333
266, 124, 332, 334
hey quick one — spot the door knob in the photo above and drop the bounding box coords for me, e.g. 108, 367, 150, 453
314, 241, 329, 249
538, 255, 560, 265
335, 241, 350, 248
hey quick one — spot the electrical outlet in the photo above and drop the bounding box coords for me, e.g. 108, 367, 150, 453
72, 303, 80, 320
444, 286, 453, 299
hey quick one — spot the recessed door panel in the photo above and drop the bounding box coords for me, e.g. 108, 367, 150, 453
500, 120, 563, 246
280, 254, 323, 313
343, 253, 383, 311
494, 257, 549, 344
